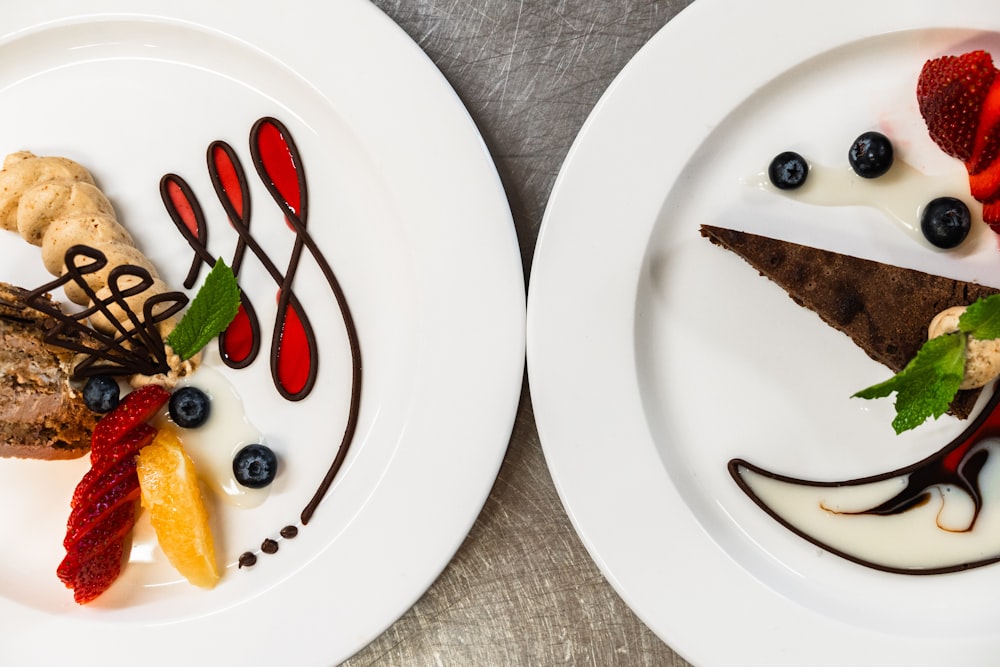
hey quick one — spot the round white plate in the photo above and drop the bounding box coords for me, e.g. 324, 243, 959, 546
0, 2, 524, 665
528, 1, 1000, 665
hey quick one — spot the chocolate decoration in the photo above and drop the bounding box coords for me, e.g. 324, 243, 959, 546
0, 286, 46, 325
163, 116, 363, 565
249, 117, 319, 401
159, 174, 208, 290
732, 386, 1000, 574
249, 117, 362, 523
23, 245, 188, 379
161, 171, 263, 370
207, 141, 263, 370
238, 552, 257, 568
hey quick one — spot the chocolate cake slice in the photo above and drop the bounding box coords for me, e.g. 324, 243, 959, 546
700, 224, 1000, 419
0, 282, 96, 459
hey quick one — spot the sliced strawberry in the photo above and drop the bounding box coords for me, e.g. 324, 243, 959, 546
90, 385, 169, 460
71, 424, 155, 508
63, 540, 125, 605
917, 50, 997, 162
984, 199, 1000, 229
58, 502, 137, 574
968, 77, 1000, 175
63, 473, 140, 548
970, 159, 1000, 202
58, 385, 168, 604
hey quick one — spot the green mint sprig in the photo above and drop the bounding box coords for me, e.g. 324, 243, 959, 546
853, 293, 1000, 434
166, 258, 241, 360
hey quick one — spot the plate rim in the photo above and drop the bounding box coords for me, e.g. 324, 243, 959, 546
527, 0, 1000, 665
0, 1, 526, 665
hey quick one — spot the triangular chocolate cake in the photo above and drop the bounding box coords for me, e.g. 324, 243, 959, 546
700, 224, 1000, 419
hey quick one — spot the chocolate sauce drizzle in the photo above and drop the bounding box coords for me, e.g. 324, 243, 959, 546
731, 386, 1000, 575
249, 118, 363, 526
162, 117, 363, 566
161, 168, 262, 371
21, 245, 188, 379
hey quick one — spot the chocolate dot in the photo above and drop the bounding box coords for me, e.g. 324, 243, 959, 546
261, 538, 279, 554
280, 525, 299, 539
238, 552, 257, 568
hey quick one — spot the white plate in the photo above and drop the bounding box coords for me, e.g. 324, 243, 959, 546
528, 1, 1000, 665
0, 2, 524, 665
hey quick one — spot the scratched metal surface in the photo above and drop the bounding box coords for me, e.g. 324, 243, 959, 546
340, 2, 695, 666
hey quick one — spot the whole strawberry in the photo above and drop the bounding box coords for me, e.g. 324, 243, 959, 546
917, 50, 1000, 227
917, 50, 997, 162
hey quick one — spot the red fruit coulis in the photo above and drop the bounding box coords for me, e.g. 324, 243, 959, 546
159, 116, 362, 567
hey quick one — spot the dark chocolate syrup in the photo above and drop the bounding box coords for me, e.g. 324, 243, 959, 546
235, 527, 299, 569
24, 245, 188, 379
207, 140, 262, 370
162, 116, 362, 567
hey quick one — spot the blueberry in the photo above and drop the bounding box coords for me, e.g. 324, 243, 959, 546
169, 386, 210, 428
83, 375, 120, 413
848, 131, 894, 178
233, 444, 278, 489
921, 196, 971, 249
768, 151, 809, 190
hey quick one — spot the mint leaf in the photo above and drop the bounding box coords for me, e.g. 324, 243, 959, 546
853, 332, 966, 434
960, 293, 1000, 340
166, 258, 241, 360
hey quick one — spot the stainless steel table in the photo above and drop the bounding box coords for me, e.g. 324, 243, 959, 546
344, 2, 695, 665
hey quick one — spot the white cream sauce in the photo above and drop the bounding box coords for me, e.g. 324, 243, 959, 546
153, 366, 270, 509
735, 440, 1000, 572
752, 159, 972, 247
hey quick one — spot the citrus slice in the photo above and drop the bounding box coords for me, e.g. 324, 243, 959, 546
136, 428, 219, 588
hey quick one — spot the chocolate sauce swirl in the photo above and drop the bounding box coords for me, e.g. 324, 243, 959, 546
23, 245, 188, 379
731, 386, 1000, 574
162, 116, 363, 565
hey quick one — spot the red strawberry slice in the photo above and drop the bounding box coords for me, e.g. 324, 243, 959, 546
58, 503, 137, 574
984, 199, 1000, 229
917, 50, 998, 162
70, 424, 155, 509
970, 160, 1000, 202
90, 384, 169, 456
968, 77, 1000, 204
63, 473, 140, 548
58, 385, 169, 604
62, 540, 126, 605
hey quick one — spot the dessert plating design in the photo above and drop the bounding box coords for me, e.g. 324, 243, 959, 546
159, 116, 363, 561
719, 49, 1000, 575
0, 116, 362, 602
732, 388, 1000, 574
24, 246, 188, 379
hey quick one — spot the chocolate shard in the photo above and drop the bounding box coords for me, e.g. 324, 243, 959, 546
700, 224, 1000, 419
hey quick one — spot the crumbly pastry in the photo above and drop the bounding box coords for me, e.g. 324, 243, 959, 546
0, 283, 96, 459
700, 224, 1000, 419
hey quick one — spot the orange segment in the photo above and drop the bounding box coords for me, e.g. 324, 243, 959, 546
136, 428, 219, 588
